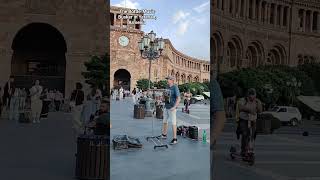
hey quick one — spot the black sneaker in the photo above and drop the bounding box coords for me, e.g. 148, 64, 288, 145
170, 138, 178, 145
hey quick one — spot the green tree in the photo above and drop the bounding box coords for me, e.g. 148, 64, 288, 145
136, 79, 153, 91
154, 80, 167, 89
82, 53, 109, 90
298, 63, 320, 95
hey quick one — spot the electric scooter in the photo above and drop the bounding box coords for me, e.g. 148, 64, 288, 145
182, 99, 190, 114
230, 120, 256, 166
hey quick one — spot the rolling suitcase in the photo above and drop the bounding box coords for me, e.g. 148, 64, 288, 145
75, 134, 107, 180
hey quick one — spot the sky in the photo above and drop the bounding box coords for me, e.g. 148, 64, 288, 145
111, 0, 210, 61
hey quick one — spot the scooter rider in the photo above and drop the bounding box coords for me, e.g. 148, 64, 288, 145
236, 88, 262, 156
183, 90, 192, 112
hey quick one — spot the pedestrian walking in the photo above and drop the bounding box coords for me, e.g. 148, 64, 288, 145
40, 88, 50, 118
70, 82, 84, 134
54, 90, 63, 111
29, 80, 43, 123
119, 87, 124, 100
9, 87, 19, 122
132, 88, 137, 104
3, 76, 15, 110
19, 88, 27, 111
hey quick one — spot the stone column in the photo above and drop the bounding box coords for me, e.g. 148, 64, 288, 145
225, 0, 229, 14
303, 10, 306, 32
245, 0, 250, 18
120, 13, 123, 28
267, 3, 271, 24
232, 0, 236, 15
237, 0, 242, 16
258, 0, 262, 22
274, 4, 278, 26
264, 3, 268, 23
252, 0, 256, 19
218, 0, 222, 10
310, 11, 314, 32
280, 5, 284, 27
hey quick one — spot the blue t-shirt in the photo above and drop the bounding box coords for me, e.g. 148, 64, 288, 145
164, 85, 180, 109
211, 79, 224, 112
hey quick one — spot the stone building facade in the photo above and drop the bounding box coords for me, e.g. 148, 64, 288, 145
211, 0, 320, 76
110, 6, 210, 91
0, 0, 108, 97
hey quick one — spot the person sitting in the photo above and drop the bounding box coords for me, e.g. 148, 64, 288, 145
87, 99, 110, 135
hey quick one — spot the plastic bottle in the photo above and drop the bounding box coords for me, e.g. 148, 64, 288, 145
202, 130, 207, 144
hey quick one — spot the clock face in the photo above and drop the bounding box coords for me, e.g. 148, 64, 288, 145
119, 36, 129, 47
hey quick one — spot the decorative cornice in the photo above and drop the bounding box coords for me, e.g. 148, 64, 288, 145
164, 39, 209, 65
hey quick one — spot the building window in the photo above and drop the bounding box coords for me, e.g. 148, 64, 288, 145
299, 9, 304, 29
283, 7, 288, 26
270, 4, 275, 24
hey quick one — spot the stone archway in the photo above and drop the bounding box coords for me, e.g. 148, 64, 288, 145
11, 22, 67, 94
181, 74, 186, 84
187, 75, 193, 83
246, 41, 264, 68
114, 69, 131, 91
211, 31, 224, 67
194, 76, 199, 82
175, 72, 180, 84
268, 44, 286, 65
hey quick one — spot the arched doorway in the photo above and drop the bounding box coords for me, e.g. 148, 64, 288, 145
114, 69, 131, 90
11, 23, 67, 94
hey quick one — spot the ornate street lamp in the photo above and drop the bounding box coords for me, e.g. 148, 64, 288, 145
138, 30, 164, 89
138, 30, 165, 116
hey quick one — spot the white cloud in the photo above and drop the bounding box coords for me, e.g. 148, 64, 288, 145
172, 10, 190, 24
193, 1, 210, 13
176, 20, 190, 36
114, 0, 140, 9
192, 16, 207, 25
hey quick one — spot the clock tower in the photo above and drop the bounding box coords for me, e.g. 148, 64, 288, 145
110, 6, 146, 91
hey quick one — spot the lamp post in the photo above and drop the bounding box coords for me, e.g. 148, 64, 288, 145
138, 30, 165, 116
138, 30, 165, 90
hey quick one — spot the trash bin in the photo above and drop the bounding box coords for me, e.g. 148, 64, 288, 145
156, 105, 163, 119
75, 134, 108, 180
134, 104, 145, 119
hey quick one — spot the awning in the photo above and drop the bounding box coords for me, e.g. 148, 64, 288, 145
297, 96, 320, 112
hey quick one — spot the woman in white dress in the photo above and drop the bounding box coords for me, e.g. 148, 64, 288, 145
119, 87, 124, 100
132, 88, 137, 104
29, 80, 43, 123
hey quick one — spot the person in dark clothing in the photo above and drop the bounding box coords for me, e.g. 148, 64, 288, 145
237, 88, 262, 156
70, 83, 84, 106
0, 86, 3, 117
40, 88, 50, 118
3, 76, 15, 109
87, 99, 110, 135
